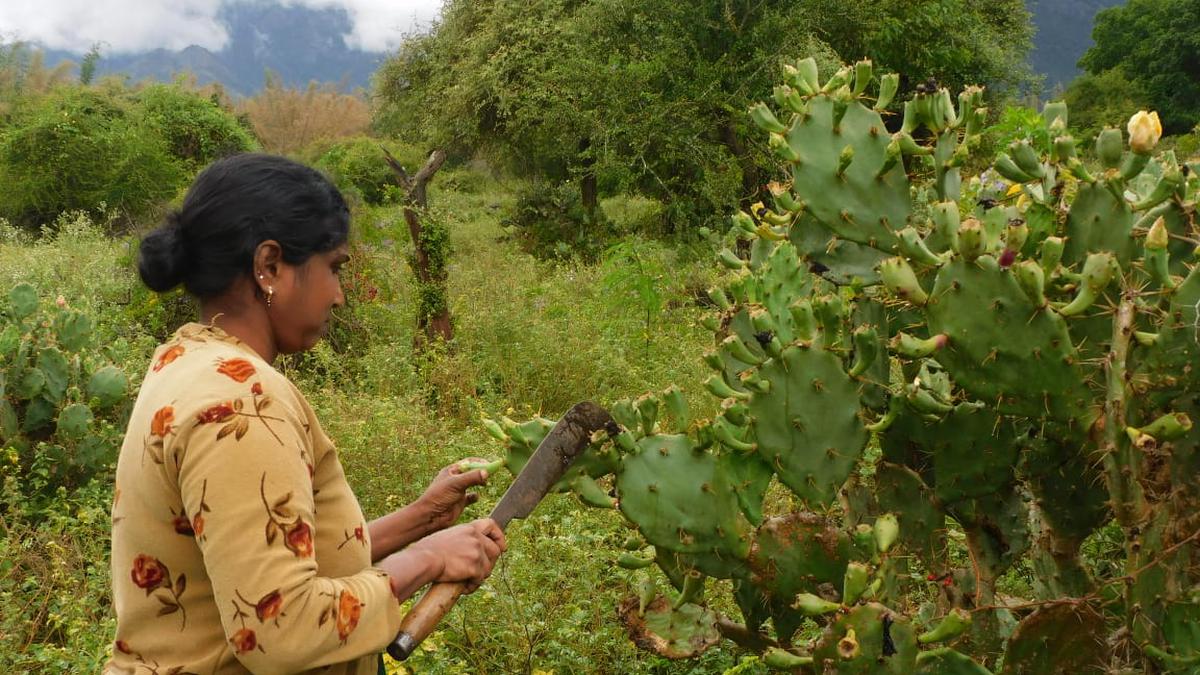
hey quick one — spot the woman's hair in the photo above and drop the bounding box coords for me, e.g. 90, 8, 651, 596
138, 153, 350, 298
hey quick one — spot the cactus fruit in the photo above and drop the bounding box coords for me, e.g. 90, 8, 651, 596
918, 609, 972, 644
914, 648, 993, 674
762, 647, 814, 670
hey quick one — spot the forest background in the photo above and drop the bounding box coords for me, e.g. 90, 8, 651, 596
1, 0, 1199, 671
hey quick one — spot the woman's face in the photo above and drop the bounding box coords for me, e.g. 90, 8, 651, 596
272, 243, 349, 353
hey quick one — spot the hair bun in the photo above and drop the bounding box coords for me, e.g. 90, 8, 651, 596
137, 212, 188, 292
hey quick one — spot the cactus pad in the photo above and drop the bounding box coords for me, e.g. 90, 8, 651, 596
811, 603, 919, 674
926, 259, 1089, 421
747, 344, 867, 505
1000, 602, 1108, 675
618, 596, 719, 659
748, 511, 852, 643
616, 433, 751, 559
786, 97, 909, 250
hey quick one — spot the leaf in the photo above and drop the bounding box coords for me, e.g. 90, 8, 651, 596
233, 399, 244, 412
273, 492, 293, 509
156, 594, 177, 607
319, 608, 329, 626
265, 520, 278, 545
217, 423, 235, 440
259, 397, 272, 411
157, 604, 180, 617
234, 417, 250, 440
176, 574, 187, 597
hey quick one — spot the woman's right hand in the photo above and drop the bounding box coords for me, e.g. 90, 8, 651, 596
410, 518, 507, 589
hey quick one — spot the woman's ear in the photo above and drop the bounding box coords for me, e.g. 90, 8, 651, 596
253, 240, 284, 293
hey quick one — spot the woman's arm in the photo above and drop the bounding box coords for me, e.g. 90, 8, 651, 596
368, 463, 491, 562
368, 503, 437, 563
377, 519, 506, 599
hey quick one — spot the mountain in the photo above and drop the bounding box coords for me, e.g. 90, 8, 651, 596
40, 3, 387, 97
1028, 0, 1126, 93
34, 1, 1124, 97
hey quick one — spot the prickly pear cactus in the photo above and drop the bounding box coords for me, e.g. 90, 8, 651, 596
1, 282, 131, 506
484, 57, 1200, 672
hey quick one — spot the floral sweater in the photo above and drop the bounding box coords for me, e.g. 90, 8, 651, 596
106, 323, 402, 675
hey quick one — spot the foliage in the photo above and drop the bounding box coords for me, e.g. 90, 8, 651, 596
135, 83, 257, 169
0, 43, 74, 124
1063, 67, 1148, 140
238, 73, 371, 155
0, 282, 131, 515
374, 0, 1033, 234
501, 180, 614, 259
492, 58, 1200, 672
601, 237, 667, 352
0, 164, 728, 670
0, 478, 115, 671
78, 44, 100, 86
315, 136, 422, 206
1079, 0, 1200, 134
0, 87, 185, 228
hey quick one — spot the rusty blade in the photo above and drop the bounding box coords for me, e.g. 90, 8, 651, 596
488, 401, 615, 529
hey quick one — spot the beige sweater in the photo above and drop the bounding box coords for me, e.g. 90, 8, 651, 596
107, 323, 402, 675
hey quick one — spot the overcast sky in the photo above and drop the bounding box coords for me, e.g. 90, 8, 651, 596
0, 0, 441, 54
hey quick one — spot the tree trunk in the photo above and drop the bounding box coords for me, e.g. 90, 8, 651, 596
382, 147, 450, 351
578, 138, 598, 220
718, 117, 760, 214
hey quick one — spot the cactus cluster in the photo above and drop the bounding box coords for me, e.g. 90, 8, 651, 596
0, 282, 130, 503
490, 57, 1200, 672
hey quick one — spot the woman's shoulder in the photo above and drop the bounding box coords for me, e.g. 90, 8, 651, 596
140, 323, 306, 422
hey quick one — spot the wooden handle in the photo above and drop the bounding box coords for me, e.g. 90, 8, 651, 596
386, 581, 468, 660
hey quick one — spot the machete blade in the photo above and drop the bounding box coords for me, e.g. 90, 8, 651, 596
488, 401, 615, 528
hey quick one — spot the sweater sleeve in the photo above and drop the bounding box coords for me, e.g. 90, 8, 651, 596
176, 392, 403, 674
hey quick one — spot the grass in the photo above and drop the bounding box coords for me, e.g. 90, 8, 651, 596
0, 174, 746, 673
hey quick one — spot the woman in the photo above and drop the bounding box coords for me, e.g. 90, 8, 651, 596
106, 154, 505, 674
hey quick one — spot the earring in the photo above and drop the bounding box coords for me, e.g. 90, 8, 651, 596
266, 286, 274, 308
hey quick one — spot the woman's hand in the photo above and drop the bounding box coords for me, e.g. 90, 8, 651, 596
416, 460, 491, 533
410, 518, 507, 591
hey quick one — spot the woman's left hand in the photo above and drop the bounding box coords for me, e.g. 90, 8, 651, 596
416, 460, 491, 533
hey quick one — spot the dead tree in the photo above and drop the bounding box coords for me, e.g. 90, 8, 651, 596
382, 148, 451, 350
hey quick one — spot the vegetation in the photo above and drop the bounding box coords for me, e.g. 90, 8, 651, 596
374, 0, 1033, 235
236, 73, 372, 156
1078, 0, 1200, 134
492, 57, 1200, 672
3, 2, 1200, 671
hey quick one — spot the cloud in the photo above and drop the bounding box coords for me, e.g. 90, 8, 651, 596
0, 0, 440, 55
284, 0, 440, 52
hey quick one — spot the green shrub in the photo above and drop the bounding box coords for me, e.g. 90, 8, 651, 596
501, 180, 614, 259
315, 136, 422, 205
135, 83, 257, 169
0, 87, 185, 228
0, 477, 115, 671
1063, 67, 1148, 139
0, 282, 131, 514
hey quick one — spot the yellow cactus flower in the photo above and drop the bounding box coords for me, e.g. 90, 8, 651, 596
1127, 110, 1162, 154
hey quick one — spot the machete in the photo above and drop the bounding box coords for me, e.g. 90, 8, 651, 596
387, 400, 616, 660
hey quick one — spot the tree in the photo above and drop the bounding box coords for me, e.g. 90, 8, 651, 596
79, 44, 101, 85
1079, 0, 1200, 134
374, 0, 1033, 232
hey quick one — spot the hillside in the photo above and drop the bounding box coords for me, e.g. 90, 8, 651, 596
1028, 0, 1125, 91
29, 1, 1123, 97
40, 3, 385, 96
